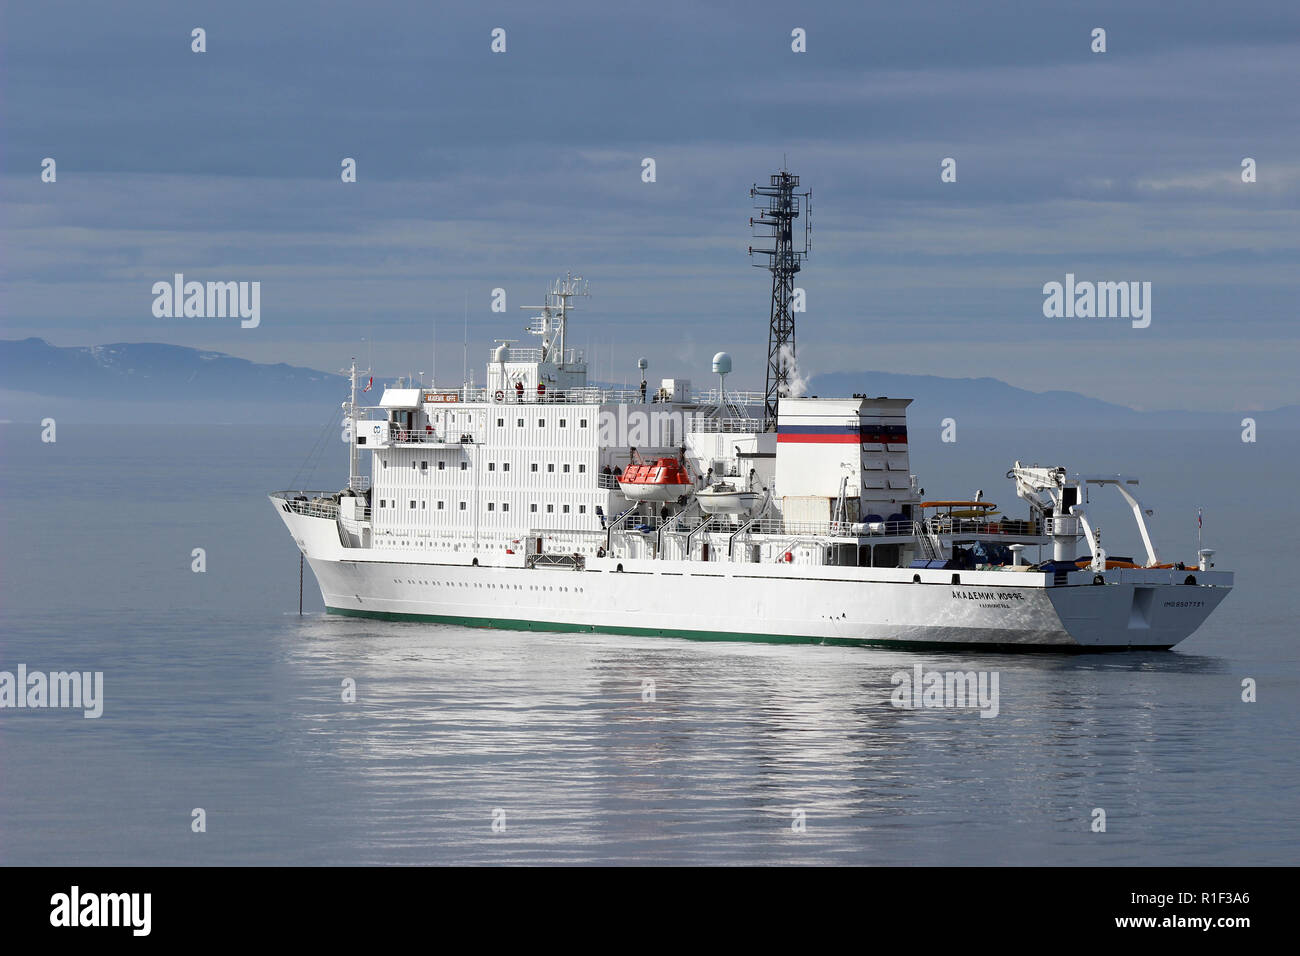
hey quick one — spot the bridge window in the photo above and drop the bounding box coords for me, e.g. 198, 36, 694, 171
580, 419, 588, 428
488, 462, 496, 472
437, 501, 445, 510
503, 462, 511, 472
420, 460, 427, 470
502, 503, 510, 512
517, 418, 524, 427
460, 461, 468, 471
487, 503, 495, 512
579, 505, 587, 514
530, 503, 537, 513
578, 464, 586, 473
563, 504, 570, 514
546, 504, 554, 514
438, 460, 445, 470
559, 419, 567, 428
496, 418, 504, 427
459, 501, 466, 511
563, 464, 571, 473
547, 463, 555, 473
409, 500, 416, 509
531, 463, 538, 472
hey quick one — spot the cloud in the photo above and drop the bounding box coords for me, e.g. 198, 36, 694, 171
2, 0, 1297, 411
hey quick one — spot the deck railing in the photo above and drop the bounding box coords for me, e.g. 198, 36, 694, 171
929, 517, 1044, 537
685, 416, 765, 434
273, 492, 343, 520
387, 428, 462, 445
357, 386, 766, 407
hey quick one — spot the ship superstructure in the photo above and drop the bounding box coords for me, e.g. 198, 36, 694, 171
271, 184, 1232, 651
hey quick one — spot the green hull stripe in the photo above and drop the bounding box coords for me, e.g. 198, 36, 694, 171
324, 606, 1171, 653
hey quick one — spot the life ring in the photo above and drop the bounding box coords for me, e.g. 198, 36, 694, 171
494, 390, 504, 402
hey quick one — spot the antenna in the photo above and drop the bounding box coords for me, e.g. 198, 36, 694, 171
462, 290, 468, 390
749, 168, 812, 430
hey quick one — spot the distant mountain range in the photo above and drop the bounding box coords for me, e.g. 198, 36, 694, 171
0, 338, 344, 403
807, 370, 1299, 429
0, 338, 1294, 428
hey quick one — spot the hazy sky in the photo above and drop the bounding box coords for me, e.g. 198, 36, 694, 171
3, 0, 1298, 410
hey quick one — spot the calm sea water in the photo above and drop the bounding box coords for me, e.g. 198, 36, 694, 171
1, 423, 1297, 865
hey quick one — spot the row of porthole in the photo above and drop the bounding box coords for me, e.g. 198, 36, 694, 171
391, 578, 584, 594
374, 502, 591, 515
494, 417, 590, 429
394, 568, 1196, 587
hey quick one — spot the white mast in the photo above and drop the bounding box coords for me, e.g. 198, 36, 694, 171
519, 272, 588, 368
342, 356, 370, 492
348, 358, 359, 490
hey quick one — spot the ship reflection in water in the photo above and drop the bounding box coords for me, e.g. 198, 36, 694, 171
274, 614, 1232, 865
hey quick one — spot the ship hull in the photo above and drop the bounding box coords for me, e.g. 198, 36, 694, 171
279, 509, 1230, 652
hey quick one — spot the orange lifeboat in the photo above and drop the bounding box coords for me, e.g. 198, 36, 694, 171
617, 457, 693, 502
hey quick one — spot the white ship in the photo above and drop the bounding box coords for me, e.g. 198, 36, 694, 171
271, 270, 1231, 651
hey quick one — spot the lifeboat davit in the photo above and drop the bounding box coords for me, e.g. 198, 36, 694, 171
618, 457, 693, 502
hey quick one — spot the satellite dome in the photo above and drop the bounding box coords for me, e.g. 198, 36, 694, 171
712, 351, 733, 375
